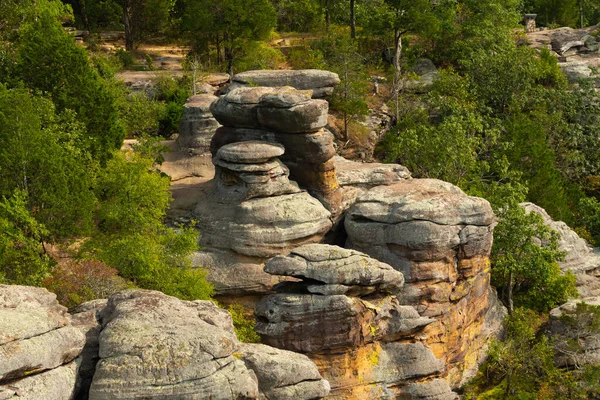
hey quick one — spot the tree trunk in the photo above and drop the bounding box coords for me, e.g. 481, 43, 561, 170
80, 0, 89, 29
507, 270, 514, 314
392, 31, 402, 123
580, 1, 584, 29
216, 33, 223, 65
350, 0, 356, 38
124, 5, 134, 51
325, 0, 330, 31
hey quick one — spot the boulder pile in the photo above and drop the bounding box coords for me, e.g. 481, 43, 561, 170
256, 244, 459, 399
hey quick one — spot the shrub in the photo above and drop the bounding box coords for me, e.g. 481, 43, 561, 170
228, 304, 260, 343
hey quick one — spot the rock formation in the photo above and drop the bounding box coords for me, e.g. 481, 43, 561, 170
344, 179, 505, 387
209, 86, 343, 215
546, 297, 600, 368
228, 69, 340, 98
256, 244, 459, 399
89, 289, 329, 399
0, 285, 85, 400
522, 202, 600, 297
177, 94, 220, 156
193, 139, 333, 297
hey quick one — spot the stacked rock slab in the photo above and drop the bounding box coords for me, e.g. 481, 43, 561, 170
193, 140, 333, 297
228, 69, 340, 98
177, 94, 220, 155
344, 179, 505, 387
255, 244, 459, 399
0, 285, 85, 400
210, 85, 344, 216
89, 289, 330, 399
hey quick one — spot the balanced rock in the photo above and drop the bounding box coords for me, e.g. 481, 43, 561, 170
231, 69, 340, 98
522, 202, 600, 297
217, 140, 284, 164
345, 179, 504, 387
88, 290, 329, 400
177, 94, 220, 155
0, 285, 84, 399
265, 244, 404, 296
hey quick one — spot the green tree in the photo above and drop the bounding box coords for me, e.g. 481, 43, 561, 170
15, 10, 124, 164
181, 0, 277, 75
270, 0, 323, 32
492, 204, 576, 313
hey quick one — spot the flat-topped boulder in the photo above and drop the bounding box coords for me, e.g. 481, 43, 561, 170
217, 140, 284, 164
265, 244, 404, 296
231, 69, 340, 98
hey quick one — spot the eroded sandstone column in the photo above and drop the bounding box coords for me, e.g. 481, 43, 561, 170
344, 179, 506, 386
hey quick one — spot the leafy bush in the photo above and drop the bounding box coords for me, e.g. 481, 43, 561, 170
154, 74, 191, 137
234, 41, 285, 72
43, 259, 131, 308
228, 304, 260, 343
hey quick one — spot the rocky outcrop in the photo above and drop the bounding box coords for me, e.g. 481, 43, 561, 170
229, 69, 340, 98
177, 94, 220, 155
193, 140, 332, 296
210, 86, 343, 214
407, 59, 440, 92
256, 244, 458, 399
522, 202, 600, 297
546, 297, 600, 368
344, 179, 504, 387
89, 289, 329, 399
0, 285, 84, 399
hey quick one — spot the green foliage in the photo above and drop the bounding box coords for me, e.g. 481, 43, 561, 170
228, 304, 261, 343
0, 85, 96, 238
84, 151, 213, 300
270, 0, 323, 32
287, 45, 326, 69
0, 190, 54, 286
14, 10, 124, 163
120, 92, 166, 138
153, 74, 191, 137
233, 41, 285, 72
492, 204, 577, 313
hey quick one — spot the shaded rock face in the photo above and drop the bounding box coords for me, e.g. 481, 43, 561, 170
177, 94, 220, 155
0, 285, 84, 400
546, 297, 600, 368
229, 69, 340, 99
344, 179, 504, 387
193, 140, 332, 296
210, 85, 343, 216
89, 289, 329, 400
522, 202, 600, 297
256, 244, 458, 399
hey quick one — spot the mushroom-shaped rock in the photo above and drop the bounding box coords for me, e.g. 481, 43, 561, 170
177, 94, 220, 153
265, 244, 404, 296
210, 86, 282, 128
217, 140, 285, 164
257, 99, 329, 133
232, 69, 340, 98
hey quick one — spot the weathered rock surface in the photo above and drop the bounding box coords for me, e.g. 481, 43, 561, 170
265, 244, 404, 296
522, 202, 600, 297
0, 285, 85, 384
345, 179, 503, 387
407, 59, 440, 92
89, 290, 329, 400
0, 359, 81, 400
177, 94, 220, 155
231, 69, 340, 98
546, 297, 600, 368
0, 285, 84, 399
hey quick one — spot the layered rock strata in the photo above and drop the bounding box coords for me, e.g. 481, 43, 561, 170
210, 85, 343, 215
522, 202, 600, 297
193, 140, 332, 296
344, 179, 505, 387
177, 94, 220, 155
256, 244, 459, 399
0, 285, 85, 400
89, 289, 330, 399
228, 69, 340, 98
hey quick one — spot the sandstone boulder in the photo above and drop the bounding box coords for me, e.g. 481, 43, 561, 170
231, 69, 340, 98
177, 94, 220, 154
0, 360, 81, 400
265, 244, 404, 296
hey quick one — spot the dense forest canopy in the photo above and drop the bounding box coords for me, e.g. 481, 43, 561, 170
1, 0, 600, 396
